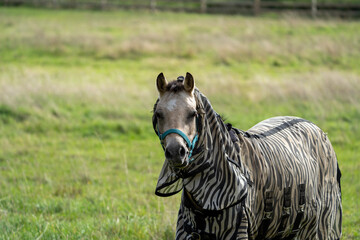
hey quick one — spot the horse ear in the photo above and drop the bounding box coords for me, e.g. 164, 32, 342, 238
156, 72, 168, 96
184, 72, 195, 93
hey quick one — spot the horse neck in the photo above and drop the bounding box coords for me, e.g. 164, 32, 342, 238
183, 104, 248, 210
196, 91, 248, 174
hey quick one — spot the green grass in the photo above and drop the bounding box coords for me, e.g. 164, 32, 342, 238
0, 7, 359, 239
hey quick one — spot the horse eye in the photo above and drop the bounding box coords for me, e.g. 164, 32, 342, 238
155, 112, 164, 119
187, 111, 197, 119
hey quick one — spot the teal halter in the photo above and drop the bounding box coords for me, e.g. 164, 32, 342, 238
158, 127, 199, 163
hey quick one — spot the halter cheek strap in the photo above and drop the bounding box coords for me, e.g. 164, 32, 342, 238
158, 127, 199, 162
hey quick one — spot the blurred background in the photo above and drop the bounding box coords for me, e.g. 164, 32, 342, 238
2, 0, 360, 17
0, 2, 359, 239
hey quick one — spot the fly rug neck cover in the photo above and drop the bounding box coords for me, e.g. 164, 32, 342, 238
153, 89, 342, 240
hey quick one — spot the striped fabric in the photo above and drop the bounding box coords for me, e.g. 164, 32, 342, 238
154, 89, 342, 240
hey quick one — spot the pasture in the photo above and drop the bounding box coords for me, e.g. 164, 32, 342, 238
0, 7, 359, 239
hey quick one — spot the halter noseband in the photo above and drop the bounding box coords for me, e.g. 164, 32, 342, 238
157, 126, 199, 163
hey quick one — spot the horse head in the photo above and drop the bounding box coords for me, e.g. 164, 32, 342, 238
153, 72, 199, 168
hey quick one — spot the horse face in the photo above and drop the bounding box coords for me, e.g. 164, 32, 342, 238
155, 73, 197, 168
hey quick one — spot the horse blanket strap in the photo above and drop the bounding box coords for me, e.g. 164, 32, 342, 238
185, 223, 217, 240
275, 187, 292, 238
283, 184, 306, 239
294, 184, 306, 229
184, 191, 246, 240
255, 190, 274, 240
184, 191, 247, 217
184, 208, 245, 240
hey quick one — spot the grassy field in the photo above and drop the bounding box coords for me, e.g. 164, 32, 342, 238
0, 7, 359, 239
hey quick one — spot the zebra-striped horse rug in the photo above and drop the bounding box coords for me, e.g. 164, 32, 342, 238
153, 80, 342, 239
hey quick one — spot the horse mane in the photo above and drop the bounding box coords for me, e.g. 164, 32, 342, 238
166, 80, 185, 93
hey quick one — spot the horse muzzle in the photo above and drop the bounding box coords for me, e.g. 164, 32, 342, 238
165, 140, 189, 168
157, 128, 199, 168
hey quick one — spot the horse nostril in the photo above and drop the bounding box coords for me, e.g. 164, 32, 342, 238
165, 144, 187, 164
179, 146, 186, 158
165, 149, 172, 159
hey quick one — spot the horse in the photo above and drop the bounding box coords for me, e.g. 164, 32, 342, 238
152, 72, 342, 240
